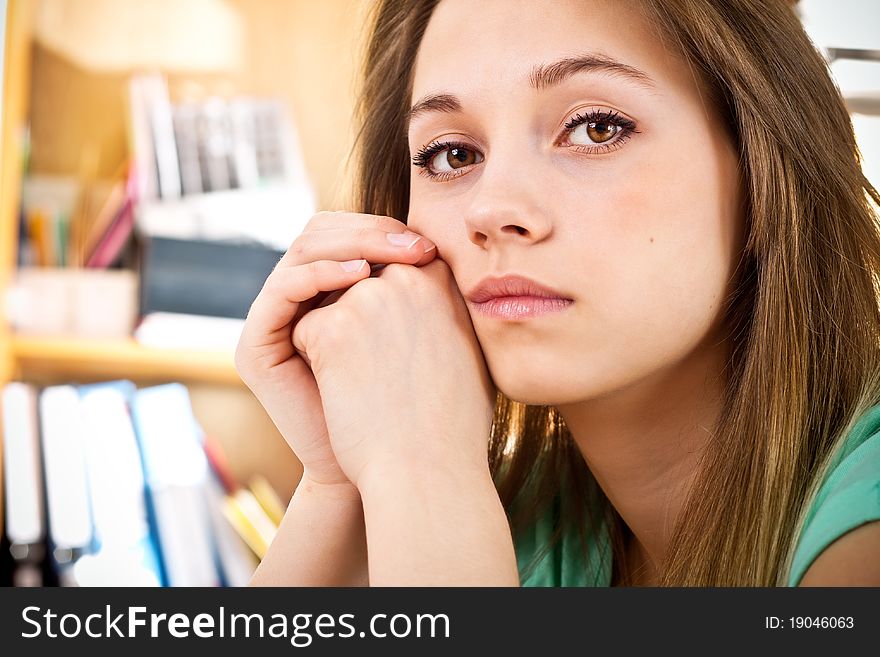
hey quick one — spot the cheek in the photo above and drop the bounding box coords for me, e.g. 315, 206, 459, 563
494, 151, 741, 403
586, 155, 740, 380
407, 197, 468, 268
579, 132, 741, 319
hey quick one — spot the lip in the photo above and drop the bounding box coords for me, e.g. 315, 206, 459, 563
466, 275, 574, 320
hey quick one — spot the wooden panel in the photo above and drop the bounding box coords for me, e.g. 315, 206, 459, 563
27, 43, 129, 178
26, 0, 371, 208
1, 0, 35, 385
12, 335, 241, 385
227, 0, 371, 209
1, 0, 38, 553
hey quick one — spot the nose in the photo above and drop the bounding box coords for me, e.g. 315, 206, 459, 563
464, 155, 553, 250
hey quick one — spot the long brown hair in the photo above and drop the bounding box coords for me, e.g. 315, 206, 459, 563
350, 0, 880, 586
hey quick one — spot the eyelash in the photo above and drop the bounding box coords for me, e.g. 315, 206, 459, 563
411, 108, 640, 182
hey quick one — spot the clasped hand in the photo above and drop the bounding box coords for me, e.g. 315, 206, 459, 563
293, 258, 495, 487
235, 211, 496, 493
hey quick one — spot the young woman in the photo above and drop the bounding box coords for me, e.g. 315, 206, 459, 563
237, 0, 880, 586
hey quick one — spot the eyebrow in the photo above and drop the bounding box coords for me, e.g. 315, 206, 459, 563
408, 53, 656, 127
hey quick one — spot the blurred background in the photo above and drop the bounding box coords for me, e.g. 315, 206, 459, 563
0, 0, 878, 587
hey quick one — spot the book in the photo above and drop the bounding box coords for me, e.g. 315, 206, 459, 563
203, 435, 239, 495
20, 175, 80, 267
144, 75, 182, 200
135, 234, 283, 319
228, 99, 260, 189
77, 162, 130, 266
38, 385, 95, 579
1, 382, 46, 586
84, 163, 138, 268
172, 103, 204, 195
26, 209, 53, 267
133, 311, 244, 350
205, 475, 259, 587
221, 488, 278, 559
196, 98, 233, 193
248, 474, 285, 527
253, 100, 299, 182
69, 177, 120, 267
129, 383, 221, 586
126, 75, 159, 202
73, 381, 162, 586
200, 437, 265, 583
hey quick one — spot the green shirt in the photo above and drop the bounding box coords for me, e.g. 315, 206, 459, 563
515, 404, 880, 586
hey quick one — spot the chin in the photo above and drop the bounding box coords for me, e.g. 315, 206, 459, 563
489, 354, 634, 407
492, 371, 587, 407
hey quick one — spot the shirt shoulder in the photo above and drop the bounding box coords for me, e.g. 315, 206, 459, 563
787, 404, 880, 586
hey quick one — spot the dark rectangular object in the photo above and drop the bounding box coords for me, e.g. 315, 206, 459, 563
138, 235, 282, 319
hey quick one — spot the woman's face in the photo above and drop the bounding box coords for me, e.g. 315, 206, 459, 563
406, 0, 744, 405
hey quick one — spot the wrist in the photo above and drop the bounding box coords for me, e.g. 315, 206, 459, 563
354, 453, 517, 587
296, 472, 362, 504
355, 452, 492, 502
255, 470, 368, 587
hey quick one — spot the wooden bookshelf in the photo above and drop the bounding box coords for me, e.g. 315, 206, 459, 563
0, 0, 361, 512
11, 335, 241, 385
0, 0, 245, 388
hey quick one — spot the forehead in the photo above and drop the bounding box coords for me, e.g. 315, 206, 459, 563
412, 0, 683, 101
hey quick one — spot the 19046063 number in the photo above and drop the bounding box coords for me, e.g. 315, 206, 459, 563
765, 616, 855, 629
791, 617, 854, 629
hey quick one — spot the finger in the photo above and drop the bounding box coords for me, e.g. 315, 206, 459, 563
290, 301, 340, 367
304, 211, 415, 234
281, 227, 437, 269
313, 288, 346, 310
239, 259, 371, 349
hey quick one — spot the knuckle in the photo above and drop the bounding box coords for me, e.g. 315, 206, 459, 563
361, 214, 402, 233
263, 269, 285, 296
382, 262, 423, 288
288, 237, 308, 259
354, 274, 384, 294
377, 214, 404, 229
305, 260, 325, 284
380, 262, 412, 278
345, 276, 384, 307
304, 210, 336, 232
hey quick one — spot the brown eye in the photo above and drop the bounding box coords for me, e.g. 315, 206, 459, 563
565, 109, 637, 151
449, 147, 477, 168
429, 145, 483, 174
587, 121, 617, 143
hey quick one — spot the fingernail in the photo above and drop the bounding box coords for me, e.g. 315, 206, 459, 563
387, 232, 422, 249
340, 259, 367, 272
424, 243, 436, 253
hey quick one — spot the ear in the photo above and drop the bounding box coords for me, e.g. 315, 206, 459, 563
798, 520, 880, 586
